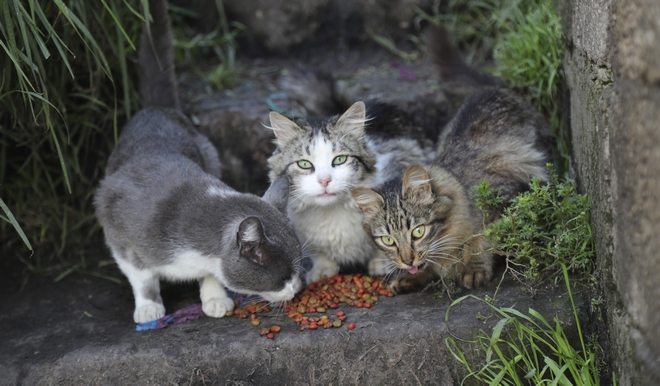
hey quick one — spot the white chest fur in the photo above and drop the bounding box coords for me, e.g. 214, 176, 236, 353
291, 199, 376, 265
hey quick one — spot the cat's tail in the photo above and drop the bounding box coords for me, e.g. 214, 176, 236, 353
426, 25, 499, 88
277, 68, 353, 118
139, 0, 179, 109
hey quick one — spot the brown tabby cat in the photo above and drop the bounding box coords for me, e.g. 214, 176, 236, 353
351, 86, 553, 293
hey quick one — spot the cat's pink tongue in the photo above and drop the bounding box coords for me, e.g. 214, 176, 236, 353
408, 266, 419, 274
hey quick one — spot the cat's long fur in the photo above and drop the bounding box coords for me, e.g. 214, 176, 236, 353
350, 27, 552, 293
94, 0, 302, 324
266, 102, 429, 283
352, 88, 552, 293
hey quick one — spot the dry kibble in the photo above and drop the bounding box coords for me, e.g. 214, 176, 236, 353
226, 274, 394, 335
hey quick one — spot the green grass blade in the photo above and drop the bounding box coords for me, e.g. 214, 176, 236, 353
0, 197, 32, 251
100, 0, 136, 51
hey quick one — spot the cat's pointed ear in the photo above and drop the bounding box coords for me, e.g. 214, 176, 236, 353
237, 216, 267, 265
269, 111, 302, 146
336, 101, 366, 135
351, 187, 384, 218
262, 176, 289, 214
403, 164, 433, 202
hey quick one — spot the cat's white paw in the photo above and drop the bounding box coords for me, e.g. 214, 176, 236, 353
368, 258, 391, 276
202, 296, 235, 318
306, 258, 340, 284
134, 303, 165, 324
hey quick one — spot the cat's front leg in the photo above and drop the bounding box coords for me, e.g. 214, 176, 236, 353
305, 254, 339, 284
199, 275, 234, 318
113, 249, 165, 324
459, 237, 493, 289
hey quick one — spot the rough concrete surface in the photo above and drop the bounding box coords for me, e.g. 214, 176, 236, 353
0, 259, 588, 385
562, 0, 660, 384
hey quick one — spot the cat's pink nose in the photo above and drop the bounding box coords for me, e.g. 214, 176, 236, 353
318, 178, 331, 188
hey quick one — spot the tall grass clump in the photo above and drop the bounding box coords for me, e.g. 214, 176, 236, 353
446, 264, 613, 385
0, 0, 145, 276
1, 0, 240, 279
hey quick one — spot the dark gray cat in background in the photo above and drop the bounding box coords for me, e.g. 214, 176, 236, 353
94, 0, 302, 324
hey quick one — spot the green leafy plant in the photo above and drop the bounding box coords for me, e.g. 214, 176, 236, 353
446, 264, 614, 385
474, 165, 594, 288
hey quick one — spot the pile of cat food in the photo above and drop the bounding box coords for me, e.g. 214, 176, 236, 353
226, 273, 394, 338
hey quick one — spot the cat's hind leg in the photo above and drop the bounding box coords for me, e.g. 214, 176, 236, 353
112, 248, 165, 324
199, 275, 234, 318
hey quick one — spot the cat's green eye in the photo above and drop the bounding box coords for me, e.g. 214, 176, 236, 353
412, 225, 425, 239
332, 155, 348, 165
297, 160, 313, 169
381, 235, 395, 246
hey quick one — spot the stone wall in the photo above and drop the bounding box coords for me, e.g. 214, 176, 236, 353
558, 0, 660, 384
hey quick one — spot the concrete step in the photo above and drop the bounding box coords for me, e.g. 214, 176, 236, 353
0, 264, 588, 385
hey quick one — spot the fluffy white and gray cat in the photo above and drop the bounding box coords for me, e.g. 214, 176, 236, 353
266, 102, 429, 283
94, 0, 302, 324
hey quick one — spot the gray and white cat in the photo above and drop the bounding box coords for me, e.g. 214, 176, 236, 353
94, 0, 302, 324
267, 102, 428, 283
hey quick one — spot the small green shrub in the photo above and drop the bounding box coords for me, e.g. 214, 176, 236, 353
474, 165, 594, 287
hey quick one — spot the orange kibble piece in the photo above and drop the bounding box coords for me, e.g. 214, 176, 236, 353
347, 322, 356, 330
270, 325, 282, 333
309, 323, 318, 330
